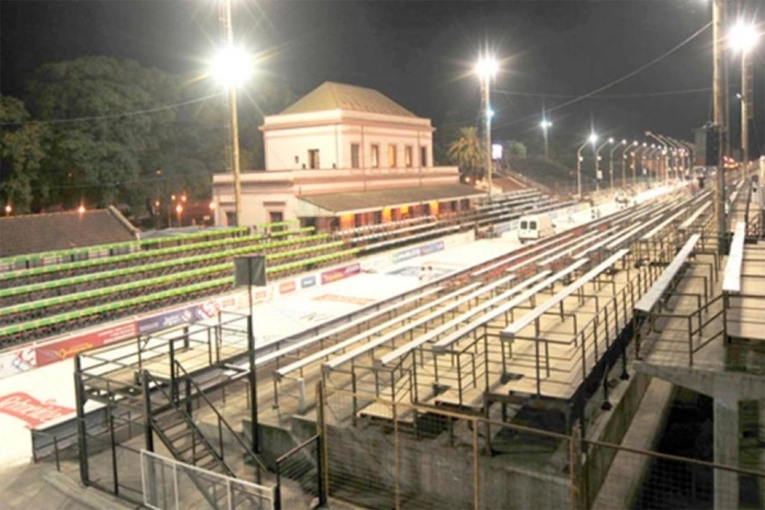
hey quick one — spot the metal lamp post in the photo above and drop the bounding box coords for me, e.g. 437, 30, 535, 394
476, 56, 498, 199
730, 20, 760, 179
541, 119, 552, 159
576, 133, 598, 199
595, 138, 613, 192
608, 139, 627, 189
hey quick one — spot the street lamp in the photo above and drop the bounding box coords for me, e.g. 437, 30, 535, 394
540, 119, 553, 159
595, 137, 613, 191
476, 55, 498, 199
176, 204, 184, 228
730, 20, 760, 178
632, 143, 649, 188
212, 0, 253, 227
576, 133, 598, 199
4, 204, 11, 216
619, 141, 637, 189
608, 139, 627, 189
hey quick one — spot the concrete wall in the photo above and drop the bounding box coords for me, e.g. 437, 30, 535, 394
295, 419, 570, 509
584, 371, 652, 505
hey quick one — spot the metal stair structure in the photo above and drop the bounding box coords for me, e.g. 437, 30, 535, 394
76, 335, 272, 510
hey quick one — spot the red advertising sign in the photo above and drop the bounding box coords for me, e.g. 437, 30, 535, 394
320, 263, 361, 285
34, 321, 136, 368
279, 280, 296, 295
0, 392, 75, 427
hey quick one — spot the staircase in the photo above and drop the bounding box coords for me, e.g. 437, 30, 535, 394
142, 369, 270, 509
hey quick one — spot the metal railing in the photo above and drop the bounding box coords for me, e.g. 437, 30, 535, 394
141, 449, 274, 510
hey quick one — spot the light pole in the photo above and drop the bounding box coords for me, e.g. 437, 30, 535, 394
595, 138, 613, 192
620, 141, 637, 189
214, 0, 252, 227
712, 0, 726, 253
576, 133, 598, 199
609, 139, 627, 189
633, 143, 648, 187
476, 56, 498, 199
540, 119, 552, 159
730, 20, 760, 179
645, 131, 669, 184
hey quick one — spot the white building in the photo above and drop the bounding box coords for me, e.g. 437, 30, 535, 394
212, 81, 481, 230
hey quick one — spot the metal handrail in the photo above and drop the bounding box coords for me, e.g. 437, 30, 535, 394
173, 360, 268, 477
143, 370, 235, 478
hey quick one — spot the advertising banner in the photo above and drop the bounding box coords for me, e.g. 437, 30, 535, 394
391, 247, 421, 264
300, 275, 317, 289
136, 301, 218, 336
0, 391, 75, 428
34, 321, 137, 368
419, 240, 445, 256
320, 263, 361, 285
0, 347, 37, 380
279, 280, 296, 295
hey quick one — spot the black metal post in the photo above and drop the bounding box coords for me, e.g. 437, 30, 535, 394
74, 356, 89, 486
316, 435, 327, 507
108, 405, 119, 495
247, 273, 260, 453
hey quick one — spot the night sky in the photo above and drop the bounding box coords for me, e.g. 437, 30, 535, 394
1, 1, 763, 154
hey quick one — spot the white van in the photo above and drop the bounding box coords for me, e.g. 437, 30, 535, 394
518, 215, 554, 243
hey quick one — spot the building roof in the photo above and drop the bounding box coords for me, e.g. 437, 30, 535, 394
0, 207, 137, 258
298, 184, 484, 215
280, 82, 417, 118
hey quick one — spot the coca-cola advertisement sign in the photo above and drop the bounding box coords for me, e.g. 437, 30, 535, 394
0, 392, 74, 428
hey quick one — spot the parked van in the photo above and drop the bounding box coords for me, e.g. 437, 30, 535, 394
518, 215, 554, 243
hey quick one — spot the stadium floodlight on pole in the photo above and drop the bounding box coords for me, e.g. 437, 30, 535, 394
645, 131, 669, 184
476, 55, 498, 200
595, 138, 613, 192
540, 119, 553, 159
634, 143, 648, 187
620, 141, 638, 188
577, 133, 598, 199
608, 139, 627, 189
213, 0, 253, 227
730, 20, 760, 179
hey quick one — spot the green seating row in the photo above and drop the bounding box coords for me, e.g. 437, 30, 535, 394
0, 236, 343, 299
266, 241, 345, 262
0, 277, 232, 338
0, 265, 227, 319
268, 226, 315, 239
0, 227, 250, 269
1, 241, 354, 318
0, 231, 331, 285
268, 248, 360, 275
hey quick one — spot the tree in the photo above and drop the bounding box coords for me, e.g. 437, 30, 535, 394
0, 96, 48, 213
447, 127, 485, 181
26, 57, 181, 210
503, 140, 527, 158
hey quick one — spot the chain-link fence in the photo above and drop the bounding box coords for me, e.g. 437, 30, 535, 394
318, 383, 765, 510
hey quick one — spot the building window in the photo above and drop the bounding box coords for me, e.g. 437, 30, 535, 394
308, 149, 320, 169
269, 211, 284, 223
388, 144, 397, 168
420, 146, 428, 167
405, 146, 413, 167
351, 143, 360, 169
371, 144, 380, 168
226, 211, 237, 227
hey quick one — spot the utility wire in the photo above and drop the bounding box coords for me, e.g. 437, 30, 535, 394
0, 93, 222, 127
492, 20, 713, 130
494, 86, 712, 99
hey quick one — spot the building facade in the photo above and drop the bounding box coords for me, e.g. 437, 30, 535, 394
212, 82, 481, 229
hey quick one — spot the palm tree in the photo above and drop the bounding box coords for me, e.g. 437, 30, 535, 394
447, 126, 485, 182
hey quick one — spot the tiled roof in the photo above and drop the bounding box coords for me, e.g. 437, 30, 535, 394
0, 208, 137, 257
280, 82, 417, 117
298, 184, 484, 214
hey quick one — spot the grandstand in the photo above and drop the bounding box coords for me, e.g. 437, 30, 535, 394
503, 155, 576, 193
0, 187, 564, 348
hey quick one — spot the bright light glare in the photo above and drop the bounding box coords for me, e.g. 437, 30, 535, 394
541, 120, 552, 129
487, 108, 495, 118
729, 21, 760, 53
608, 137, 614, 143
476, 57, 498, 78
588, 133, 598, 144
211, 45, 253, 87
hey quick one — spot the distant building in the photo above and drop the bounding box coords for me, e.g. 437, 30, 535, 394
211, 81, 482, 230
